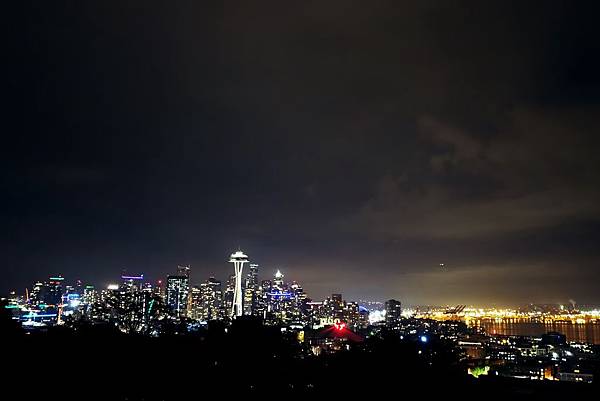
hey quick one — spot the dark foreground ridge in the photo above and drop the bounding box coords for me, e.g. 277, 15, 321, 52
1, 307, 597, 400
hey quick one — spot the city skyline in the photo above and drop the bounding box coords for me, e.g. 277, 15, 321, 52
3, 1, 600, 306
5, 255, 599, 309
6, 254, 600, 348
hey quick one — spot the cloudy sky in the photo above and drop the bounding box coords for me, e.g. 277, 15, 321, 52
3, 1, 600, 305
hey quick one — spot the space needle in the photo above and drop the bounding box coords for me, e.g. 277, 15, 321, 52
229, 249, 249, 318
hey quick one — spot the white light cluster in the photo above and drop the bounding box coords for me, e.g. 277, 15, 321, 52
368, 309, 385, 324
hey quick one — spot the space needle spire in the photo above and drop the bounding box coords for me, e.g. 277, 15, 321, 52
229, 249, 249, 318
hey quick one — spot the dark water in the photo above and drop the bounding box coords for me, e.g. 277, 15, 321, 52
470, 319, 600, 344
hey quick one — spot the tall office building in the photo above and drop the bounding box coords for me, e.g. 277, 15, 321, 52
121, 273, 144, 292
331, 294, 344, 320
243, 286, 253, 316
265, 270, 296, 324
288, 281, 307, 323
256, 279, 271, 319
189, 278, 223, 322
223, 274, 235, 316
81, 285, 97, 315
190, 286, 203, 320
385, 299, 402, 329
37, 276, 65, 307
82, 285, 97, 305
343, 301, 363, 330
29, 281, 44, 305
153, 280, 164, 300
201, 277, 223, 321
243, 263, 259, 316
253, 280, 266, 318
273, 270, 284, 289
103, 276, 156, 332
166, 271, 190, 318
75, 279, 84, 299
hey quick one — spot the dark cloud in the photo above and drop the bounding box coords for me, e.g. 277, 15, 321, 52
2, 0, 600, 304
346, 106, 600, 240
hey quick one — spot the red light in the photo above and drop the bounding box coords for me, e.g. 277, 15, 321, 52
334, 321, 346, 331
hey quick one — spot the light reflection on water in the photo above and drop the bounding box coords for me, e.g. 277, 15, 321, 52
469, 319, 600, 344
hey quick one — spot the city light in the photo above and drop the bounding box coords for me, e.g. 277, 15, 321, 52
121, 275, 144, 280
3, 253, 599, 390
334, 321, 346, 331
368, 309, 385, 324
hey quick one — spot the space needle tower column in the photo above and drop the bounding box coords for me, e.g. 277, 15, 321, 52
229, 250, 249, 318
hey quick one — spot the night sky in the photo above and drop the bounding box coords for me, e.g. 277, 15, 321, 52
3, 1, 600, 305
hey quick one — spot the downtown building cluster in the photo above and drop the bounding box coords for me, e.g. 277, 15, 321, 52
3, 250, 374, 336
4, 256, 599, 385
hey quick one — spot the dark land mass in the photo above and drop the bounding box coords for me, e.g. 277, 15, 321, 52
1, 305, 597, 399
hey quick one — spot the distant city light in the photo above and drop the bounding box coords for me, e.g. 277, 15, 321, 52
121, 275, 144, 280
368, 309, 385, 324
21, 313, 57, 318
268, 290, 292, 299
468, 366, 490, 378
401, 309, 415, 318
420, 335, 428, 343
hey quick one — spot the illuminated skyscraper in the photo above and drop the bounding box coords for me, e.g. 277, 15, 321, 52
266, 270, 296, 324
190, 286, 203, 320
289, 281, 307, 322
121, 273, 144, 292
342, 301, 364, 330
95, 275, 158, 333
256, 279, 271, 319
153, 280, 164, 300
273, 269, 284, 289
166, 271, 190, 318
200, 277, 222, 321
29, 281, 43, 305
41, 276, 65, 307
331, 294, 344, 320
229, 250, 249, 318
243, 263, 259, 316
190, 278, 223, 322
385, 299, 402, 329
82, 285, 97, 307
